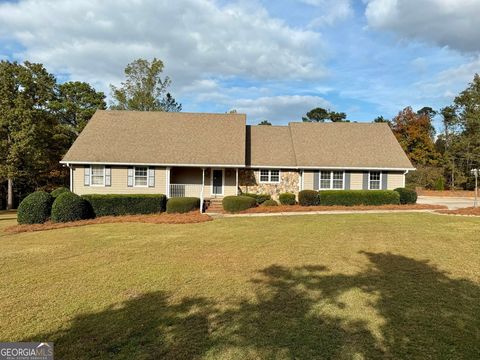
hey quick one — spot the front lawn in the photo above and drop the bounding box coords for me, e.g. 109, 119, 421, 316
0, 212, 479, 359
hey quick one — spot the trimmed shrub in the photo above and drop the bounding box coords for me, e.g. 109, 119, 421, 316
298, 190, 320, 206
222, 195, 257, 213
394, 187, 417, 204
166, 197, 200, 214
279, 192, 296, 205
51, 192, 92, 223
17, 191, 53, 224
242, 192, 271, 205
262, 199, 278, 206
51, 187, 70, 198
319, 190, 400, 206
83, 194, 167, 217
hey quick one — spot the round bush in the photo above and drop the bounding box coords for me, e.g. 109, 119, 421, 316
51, 187, 70, 198
51, 192, 91, 223
242, 192, 271, 205
166, 197, 200, 214
279, 192, 296, 205
262, 199, 278, 206
394, 187, 417, 204
298, 190, 320, 206
222, 196, 257, 213
17, 191, 53, 224
50, 186, 70, 199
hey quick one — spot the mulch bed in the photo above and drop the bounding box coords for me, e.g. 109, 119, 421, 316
5, 212, 212, 234
240, 203, 447, 214
436, 207, 480, 216
418, 189, 476, 197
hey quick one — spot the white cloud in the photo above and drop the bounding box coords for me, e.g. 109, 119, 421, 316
301, 0, 353, 27
232, 95, 331, 124
365, 0, 480, 52
0, 0, 324, 95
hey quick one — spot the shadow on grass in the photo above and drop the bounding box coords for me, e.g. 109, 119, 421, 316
28, 253, 480, 359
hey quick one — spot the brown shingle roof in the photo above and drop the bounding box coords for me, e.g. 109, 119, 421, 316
62, 110, 246, 166
62, 111, 413, 170
246, 125, 297, 167
289, 122, 414, 169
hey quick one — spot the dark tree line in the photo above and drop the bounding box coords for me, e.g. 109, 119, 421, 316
0, 58, 181, 209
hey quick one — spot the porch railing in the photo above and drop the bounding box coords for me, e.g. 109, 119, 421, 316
170, 184, 203, 198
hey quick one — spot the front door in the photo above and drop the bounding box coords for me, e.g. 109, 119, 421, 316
212, 169, 223, 196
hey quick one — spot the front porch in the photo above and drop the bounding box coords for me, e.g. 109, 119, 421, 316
167, 167, 239, 201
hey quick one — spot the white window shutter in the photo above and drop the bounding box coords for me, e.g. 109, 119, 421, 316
84, 166, 90, 186
148, 167, 155, 187
127, 167, 134, 187
105, 166, 111, 187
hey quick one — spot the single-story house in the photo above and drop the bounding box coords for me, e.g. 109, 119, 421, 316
61, 110, 414, 209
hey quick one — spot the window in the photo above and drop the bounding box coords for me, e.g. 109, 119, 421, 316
369, 171, 381, 190
91, 165, 105, 186
332, 171, 343, 189
259, 169, 280, 183
320, 171, 331, 189
134, 166, 148, 187
318, 170, 344, 190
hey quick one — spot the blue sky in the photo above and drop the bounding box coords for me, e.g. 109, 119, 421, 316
0, 0, 479, 129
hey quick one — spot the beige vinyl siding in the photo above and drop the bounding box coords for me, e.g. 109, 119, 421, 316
387, 171, 405, 189
303, 170, 315, 190
350, 172, 364, 190
72, 165, 167, 195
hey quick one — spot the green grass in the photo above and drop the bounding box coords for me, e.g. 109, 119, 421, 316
0, 212, 479, 359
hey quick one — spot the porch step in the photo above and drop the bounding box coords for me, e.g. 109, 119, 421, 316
205, 198, 223, 213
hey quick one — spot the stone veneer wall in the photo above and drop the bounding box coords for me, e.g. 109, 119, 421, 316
238, 169, 300, 199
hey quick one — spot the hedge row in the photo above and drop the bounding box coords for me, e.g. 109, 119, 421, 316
319, 190, 400, 206
223, 196, 257, 212
82, 194, 167, 216
166, 197, 200, 213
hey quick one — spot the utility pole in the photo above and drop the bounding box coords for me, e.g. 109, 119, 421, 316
471, 169, 478, 208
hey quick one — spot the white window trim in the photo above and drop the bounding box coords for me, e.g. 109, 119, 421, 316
259, 169, 281, 184
368, 171, 382, 190
133, 166, 149, 188
90, 165, 106, 187
318, 170, 345, 190
210, 168, 225, 196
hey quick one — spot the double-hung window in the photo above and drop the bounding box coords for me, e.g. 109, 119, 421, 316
319, 170, 344, 190
369, 171, 381, 190
259, 169, 280, 183
91, 165, 105, 186
134, 166, 148, 187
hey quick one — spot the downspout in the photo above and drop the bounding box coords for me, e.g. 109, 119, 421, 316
403, 170, 409, 188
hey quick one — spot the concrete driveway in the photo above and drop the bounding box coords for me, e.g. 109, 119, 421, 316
417, 195, 476, 210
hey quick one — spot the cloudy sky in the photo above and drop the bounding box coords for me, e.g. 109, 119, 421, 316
0, 0, 479, 127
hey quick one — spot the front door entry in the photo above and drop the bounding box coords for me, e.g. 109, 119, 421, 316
212, 170, 223, 196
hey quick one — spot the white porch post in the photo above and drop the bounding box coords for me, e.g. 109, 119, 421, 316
299, 169, 304, 191
236, 168, 239, 195
69, 165, 73, 192
200, 168, 205, 213
166, 167, 171, 197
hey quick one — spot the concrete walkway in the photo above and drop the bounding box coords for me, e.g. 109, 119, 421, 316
417, 195, 476, 210
211, 209, 435, 218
